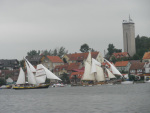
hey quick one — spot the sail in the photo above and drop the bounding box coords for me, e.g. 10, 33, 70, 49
86, 51, 92, 64
95, 66, 105, 81
16, 68, 26, 84
43, 65, 61, 81
91, 58, 101, 74
25, 58, 36, 73
105, 59, 122, 76
25, 61, 37, 84
35, 64, 47, 84
82, 61, 95, 81
96, 52, 104, 63
82, 52, 95, 81
106, 68, 116, 79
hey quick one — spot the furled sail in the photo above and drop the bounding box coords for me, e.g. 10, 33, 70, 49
105, 59, 122, 76
106, 68, 116, 79
16, 68, 26, 84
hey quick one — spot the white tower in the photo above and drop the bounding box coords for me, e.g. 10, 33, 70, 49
122, 16, 136, 56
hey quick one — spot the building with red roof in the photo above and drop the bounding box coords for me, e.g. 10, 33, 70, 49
42, 56, 64, 71
142, 52, 150, 62
110, 52, 130, 61
129, 62, 145, 76
62, 52, 99, 64
115, 61, 131, 72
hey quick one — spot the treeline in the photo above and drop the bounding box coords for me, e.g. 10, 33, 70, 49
136, 35, 150, 59
27, 47, 68, 58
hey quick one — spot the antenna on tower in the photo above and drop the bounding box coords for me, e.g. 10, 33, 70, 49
129, 14, 133, 22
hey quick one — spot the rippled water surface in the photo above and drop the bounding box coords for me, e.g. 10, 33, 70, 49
0, 83, 150, 113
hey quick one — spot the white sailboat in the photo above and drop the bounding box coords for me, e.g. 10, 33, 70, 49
13, 59, 61, 89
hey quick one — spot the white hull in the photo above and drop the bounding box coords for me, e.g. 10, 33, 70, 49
145, 80, 150, 83
121, 81, 133, 85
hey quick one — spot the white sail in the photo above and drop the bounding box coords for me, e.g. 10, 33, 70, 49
95, 66, 105, 81
16, 68, 26, 84
106, 68, 116, 79
105, 59, 122, 76
96, 52, 104, 63
91, 58, 101, 74
82, 52, 95, 81
43, 66, 61, 81
35, 64, 47, 84
82, 62, 95, 80
25, 61, 37, 85
25, 58, 36, 73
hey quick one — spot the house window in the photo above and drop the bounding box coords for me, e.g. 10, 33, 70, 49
130, 70, 135, 73
137, 69, 142, 73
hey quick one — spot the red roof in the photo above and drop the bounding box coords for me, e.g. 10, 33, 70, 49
67, 62, 81, 71
66, 52, 99, 61
143, 52, 150, 60
47, 56, 63, 63
53, 64, 68, 72
115, 61, 129, 67
130, 62, 145, 70
112, 52, 129, 58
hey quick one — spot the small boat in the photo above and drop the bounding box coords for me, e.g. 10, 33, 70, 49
51, 83, 65, 87
0, 85, 12, 89
121, 81, 133, 85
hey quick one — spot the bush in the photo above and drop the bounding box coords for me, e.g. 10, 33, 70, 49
0, 78, 6, 86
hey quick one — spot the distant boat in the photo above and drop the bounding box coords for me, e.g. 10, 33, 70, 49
121, 81, 133, 85
13, 59, 61, 89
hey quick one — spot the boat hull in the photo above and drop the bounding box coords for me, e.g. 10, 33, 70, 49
13, 84, 50, 90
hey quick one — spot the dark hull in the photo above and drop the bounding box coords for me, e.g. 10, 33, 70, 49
13, 84, 50, 90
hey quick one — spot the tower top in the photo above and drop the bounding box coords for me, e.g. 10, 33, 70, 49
122, 15, 134, 24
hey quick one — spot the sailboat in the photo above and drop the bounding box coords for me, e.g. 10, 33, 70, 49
13, 59, 61, 89
81, 52, 116, 86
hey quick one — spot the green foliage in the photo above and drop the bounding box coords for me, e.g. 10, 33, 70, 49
27, 50, 40, 56
107, 44, 122, 58
41, 47, 68, 58
0, 78, 6, 86
80, 43, 90, 53
60, 73, 70, 84
128, 75, 135, 81
107, 44, 115, 56
135, 35, 150, 59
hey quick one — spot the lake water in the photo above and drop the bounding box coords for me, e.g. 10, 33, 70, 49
0, 83, 150, 113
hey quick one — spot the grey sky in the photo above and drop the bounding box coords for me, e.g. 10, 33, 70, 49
0, 0, 150, 60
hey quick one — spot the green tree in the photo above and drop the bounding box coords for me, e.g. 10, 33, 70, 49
41, 47, 68, 58
0, 78, 6, 86
107, 44, 115, 56
60, 73, 70, 84
27, 50, 40, 56
80, 43, 90, 53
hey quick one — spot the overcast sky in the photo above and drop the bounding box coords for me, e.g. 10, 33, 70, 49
0, 0, 150, 60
